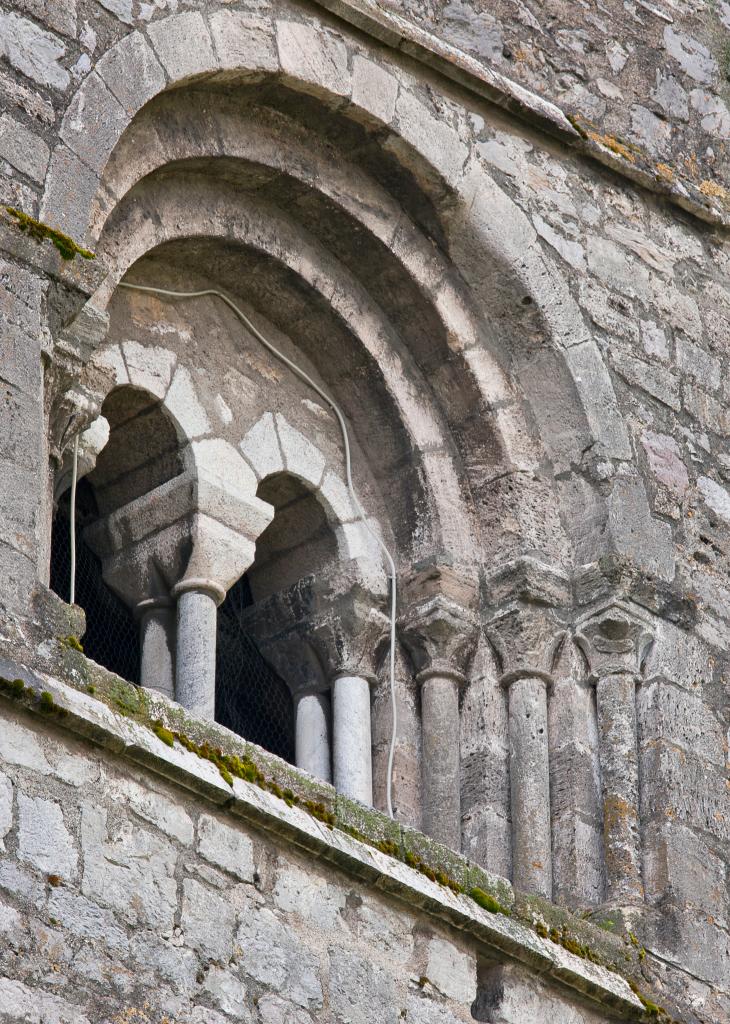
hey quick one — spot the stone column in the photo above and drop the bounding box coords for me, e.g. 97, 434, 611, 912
485, 559, 570, 899
332, 673, 374, 804
136, 597, 175, 700
295, 690, 331, 782
401, 583, 479, 850
172, 579, 226, 721
576, 604, 654, 905
306, 576, 389, 807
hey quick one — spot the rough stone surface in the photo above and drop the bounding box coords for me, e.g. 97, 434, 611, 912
0, 1, 729, 1020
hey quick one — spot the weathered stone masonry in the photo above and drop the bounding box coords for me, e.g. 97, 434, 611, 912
1, 0, 729, 1021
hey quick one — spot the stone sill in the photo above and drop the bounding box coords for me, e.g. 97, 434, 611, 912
0, 653, 646, 1020
313, 0, 730, 229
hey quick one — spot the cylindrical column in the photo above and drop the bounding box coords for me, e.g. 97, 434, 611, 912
332, 674, 372, 805
595, 671, 643, 902
173, 580, 224, 720
420, 671, 462, 848
506, 675, 552, 898
295, 690, 331, 783
137, 598, 175, 700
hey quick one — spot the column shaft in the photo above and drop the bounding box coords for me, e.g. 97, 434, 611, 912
420, 673, 461, 848
507, 676, 552, 897
139, 605, 175, 700
295, 691, 332, 783
595, 672, 643, 902
175, 589, 218, 719
332, 674, 372, 805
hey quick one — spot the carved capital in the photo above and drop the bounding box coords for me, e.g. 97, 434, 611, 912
485, 604, 566, 686
574, 602, 654, 681
46, 305, 111, 464
484, 557, 570, 686
400, 594, 479, 685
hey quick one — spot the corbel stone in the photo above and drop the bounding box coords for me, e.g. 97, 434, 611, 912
483, 557, 571, 899
575, 601, 654, 905
399, 565, 479, 850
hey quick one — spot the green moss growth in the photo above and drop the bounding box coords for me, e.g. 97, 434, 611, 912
5, 207, 95, 261
469, 886, 510, 917
59, 635, 84, 652
86, 685, 96, 695
152, 720, 175, 748
0, 677, 27, 697
109, 679, 146, 717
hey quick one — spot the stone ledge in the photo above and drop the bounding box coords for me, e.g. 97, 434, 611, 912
0, 654, 647, 1019
312, 0, 730, 229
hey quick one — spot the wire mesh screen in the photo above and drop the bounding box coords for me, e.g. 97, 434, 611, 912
216, 575, 295, 764
50, 481, 141, 683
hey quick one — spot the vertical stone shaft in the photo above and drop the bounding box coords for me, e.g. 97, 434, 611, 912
138, 599, 175, 700
332, 674, 373, 805
420, 672, 461, 848
507, 676, 552, 898
595, 671, 643, 902
174, 585, 221, 720
295, 690, 332, 783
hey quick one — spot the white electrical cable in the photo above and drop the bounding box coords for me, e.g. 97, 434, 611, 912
69, 432, 79, 607
118, 281, 399, 819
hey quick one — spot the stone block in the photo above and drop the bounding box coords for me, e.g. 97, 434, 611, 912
181, 877, 237, 960
640, 741, 729, 843
611, 348, 681, 411
48, 886, 129, 953
425, 935, 476, 1002
209, 11, 278, 75
586, 235, 650, 299
198, 812, 255, 881
0, 114, 49, 183
643, 821, 727, 926
147, 12, 218, 82
202, 966, 248, 1016
96, 30, 166, 117
81, 803, 178, 929
240, 412, 284, 480
0, 773, 12, 851
563, 340, 632, 457
276, 415, 326, 485
237, 906, 323, 1009
0, 978, 91, 1024
165, 365, 211, 439
354, 897, 415, 965
405, 993, 462, 1024
391, 88, 469, 188
328, 947, 399, 1024
675, 335, 721, 392
0, 12, 70, 91
277, 20, 351, 100
121, 341, 176, 399
638, 681, 725, 766
273, 862, 346, 931
61, 72, 128, 174
40, 143, 100, 241
351, 55, 399, 124
683, 382, 730, 436
18, 792, 78, 880
0, 715, 51, 774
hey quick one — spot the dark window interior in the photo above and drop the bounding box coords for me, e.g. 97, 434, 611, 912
50, 479, 141, 683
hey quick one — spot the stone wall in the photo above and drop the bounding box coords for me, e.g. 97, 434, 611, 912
0, 677, 643, 1024
0, 0, 729, 1021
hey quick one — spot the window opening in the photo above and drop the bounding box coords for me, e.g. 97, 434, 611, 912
50, 479, 140, 682
216, 573, 295, 763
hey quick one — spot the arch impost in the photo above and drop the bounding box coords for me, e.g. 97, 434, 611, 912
171, 577, 227, 606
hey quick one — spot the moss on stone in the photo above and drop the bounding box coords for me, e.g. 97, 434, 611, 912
5, 206, 95, 262
58, 635, 84, 652
469, 886, 510, 916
